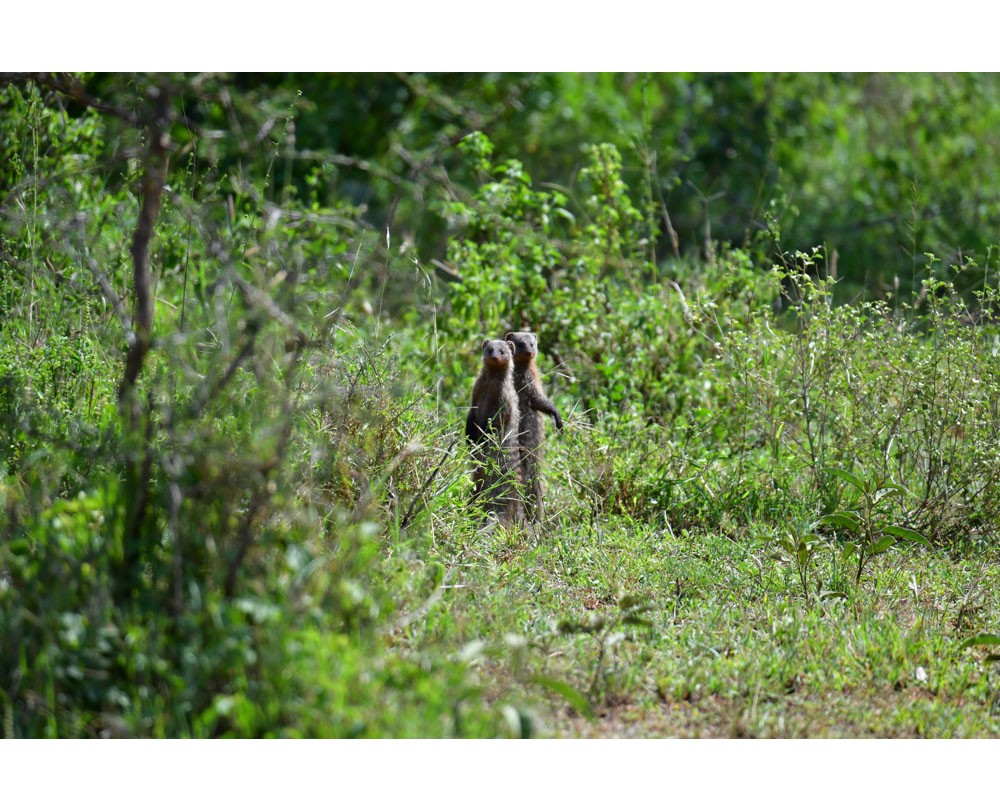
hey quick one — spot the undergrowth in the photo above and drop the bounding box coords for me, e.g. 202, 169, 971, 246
2, 77, 1000, 738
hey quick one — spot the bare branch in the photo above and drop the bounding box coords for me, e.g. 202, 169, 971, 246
119, 86, 171, 405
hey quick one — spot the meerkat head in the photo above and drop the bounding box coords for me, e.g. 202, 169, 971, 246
504, 331, 537, 361
482, 339, 515, 369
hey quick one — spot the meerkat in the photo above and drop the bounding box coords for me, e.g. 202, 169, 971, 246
505, 331, 562, 522
465, 338, 522, 525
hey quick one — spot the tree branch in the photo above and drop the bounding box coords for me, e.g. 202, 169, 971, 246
119, 85, 171, 406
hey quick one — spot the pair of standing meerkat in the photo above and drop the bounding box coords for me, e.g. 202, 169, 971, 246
465, 331, 562, 525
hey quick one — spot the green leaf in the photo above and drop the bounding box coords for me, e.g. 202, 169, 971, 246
872, 485, 903, 504
820, 511, 861, 534
870, 535, 897, 555
819, 590, 849, 601
532, 675, 594, 719
823, 467, 865, 493
557, 615, 607, 635
500, 705, 535, 738
554, 207, 576, 224
961, 633, 1000, 649
881, 525, 932, 548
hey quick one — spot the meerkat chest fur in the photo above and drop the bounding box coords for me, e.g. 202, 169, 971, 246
466, 338, 522, 525
468, 339, 520, 445
508, 333, 541, 395
474, 365, 515, 422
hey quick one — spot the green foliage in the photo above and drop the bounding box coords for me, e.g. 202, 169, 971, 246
715, 260, 1000, 548
246, 72, 1000, 295
5, 73, 1000, 739
774, 523, 824, 603
439, 131, 781, 423
820, 467, 931, 585
0, 76, 503, 738
772, 74, 1000, 294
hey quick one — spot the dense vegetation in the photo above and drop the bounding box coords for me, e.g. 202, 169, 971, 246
3, 72, 1000, 738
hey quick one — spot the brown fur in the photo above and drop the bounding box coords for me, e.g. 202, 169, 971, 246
505, 331, 562, 522
465, 339, 522, 525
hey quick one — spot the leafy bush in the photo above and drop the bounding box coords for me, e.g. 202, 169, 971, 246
0, 77, 506, 738
716, 260, 1000, 549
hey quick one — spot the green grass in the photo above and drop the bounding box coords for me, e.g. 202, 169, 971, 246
389, 508, 1000, 737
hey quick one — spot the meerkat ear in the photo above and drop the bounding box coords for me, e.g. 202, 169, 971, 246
507, 340, 515, 353
481, 340, 489, 351
504, 332, 514, 342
